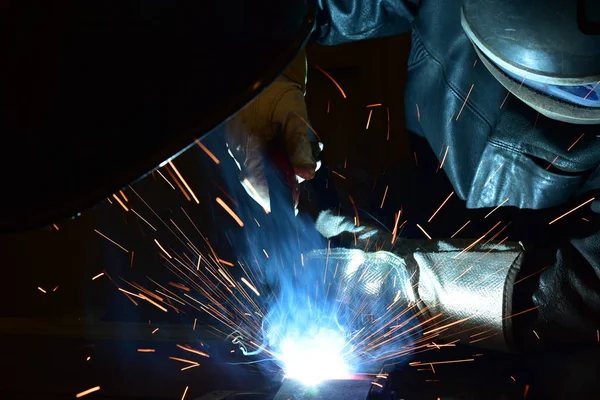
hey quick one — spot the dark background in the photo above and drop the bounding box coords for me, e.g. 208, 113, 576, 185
1, 36, 599, 399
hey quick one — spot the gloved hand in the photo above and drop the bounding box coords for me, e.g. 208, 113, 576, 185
224, 73, 321, 213
314, 210, 525, 352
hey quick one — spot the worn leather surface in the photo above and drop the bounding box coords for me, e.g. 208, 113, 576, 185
313, 0, 600, 348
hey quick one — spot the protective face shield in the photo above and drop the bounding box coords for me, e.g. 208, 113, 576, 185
461, 0, 600, 124
0, 1, 316, 233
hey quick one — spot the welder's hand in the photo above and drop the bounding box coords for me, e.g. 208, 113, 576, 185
225, 75, 321, 213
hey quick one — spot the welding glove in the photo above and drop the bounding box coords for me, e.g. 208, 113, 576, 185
225, 50, 321, 213
314, 210, 524, 352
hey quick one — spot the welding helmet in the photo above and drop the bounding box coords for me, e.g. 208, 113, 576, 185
0, 1, 316, 233
461, 0, 600, 124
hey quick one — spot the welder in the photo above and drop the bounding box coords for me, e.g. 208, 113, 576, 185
223, 0, 600, 354
2, 0, 599, 359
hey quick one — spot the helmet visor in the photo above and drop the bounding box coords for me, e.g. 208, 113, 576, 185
499, 65, 600, 108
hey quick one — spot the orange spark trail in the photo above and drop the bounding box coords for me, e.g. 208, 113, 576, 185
451, 220, 470, 238
549, 197, 595, 225
157, 169, 176, 190
112, 193, 129, 211
500, 92, 510, 108
514, 266, 549, 284
131, 209, 157, 231
428, 191, 454, 222
331, 170, 346, 180
411, 358, 474, 366
137, 349, 156, 353
386, 107, 391, 140
567, 133, 585, 151
140, 294, 168, 312
37, 287, 46, 294
76, 386, 101, 398
119, 190, 129, 202
455, 220, 502, 258
169, 160, 199, 204
456, 84, 475, 120
438, 146, 450, 170
181, 386, 189, 400
170, 356, 199, 365
366, 109, 373, 129
584, 81, 599, 99
416, 223, 432, 240
292, 111, 322, 141
218, 259, 234, 267
52, 224, 59, 231
484, 196, 510, 218
176, 344, 210, 358
195, 139, 220, 164
315, 65, 347, 98
152, 328, 159, 334
216, 197, 244, 227
154, 239, 172, 259
380, 185, 389, 209
181, 364, 200, 371
416, 104, 421, 121
92, 272, 104, 280
367, 103, 382, 108
94, 229, 129, 253
391, 210, 402, 244
241, 277, 260, 296
545, 155, 559, 171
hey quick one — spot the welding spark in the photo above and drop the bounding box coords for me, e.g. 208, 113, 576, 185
241, 277, 260, 297
92, 272, 104, 281
154, 239, 172, 259
37, 287, 47, 294
416, 223, 432, 240
181, 385, 189, 400
112, 193, 129, 211
76, 386, 101, 398
315, 65, 347, 99
216, 197, 244, 227
567, 133, 585, 151
456, 84, 474, 121
195, 139, 220, 164
168, 160, 200, 204
549, 197, 595, 225
170, 356, 199, 366
428, 191, 454, 223
94, 229, 129, 253
177, 344, 210, 358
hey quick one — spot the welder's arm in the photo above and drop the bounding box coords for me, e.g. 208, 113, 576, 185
316, 208, 600, 352
515, 203, 600, 349
313, 0, 418, 45
225, 53, 319, 213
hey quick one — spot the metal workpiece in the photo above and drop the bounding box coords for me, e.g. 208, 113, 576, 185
273, 378, 393, 400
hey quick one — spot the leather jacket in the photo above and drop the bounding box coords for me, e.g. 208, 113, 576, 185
313, 0, 600, 348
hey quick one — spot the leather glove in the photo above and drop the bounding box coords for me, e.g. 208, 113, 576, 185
224, 74, 321, 213
314, 210, 525, 352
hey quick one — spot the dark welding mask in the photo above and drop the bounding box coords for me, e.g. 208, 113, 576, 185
1, 2, 316, 233
461, 0, 600, 124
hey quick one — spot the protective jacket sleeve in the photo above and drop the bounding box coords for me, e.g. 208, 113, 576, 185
515, 201, 600, 349
313, 0, 418, 45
